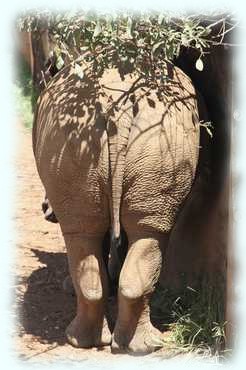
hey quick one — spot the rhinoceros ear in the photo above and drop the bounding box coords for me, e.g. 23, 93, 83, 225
41, 197, 58, 223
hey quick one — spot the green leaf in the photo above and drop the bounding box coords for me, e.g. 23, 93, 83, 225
73, 29, 81, 47
158, 14, 164, 25
126, 17, 133, 39
74, 63, 84, 79
175, 43, 181, 57
206, 127, 213, 138
181, 34, 189, 47
137, 38, 145, 47
202, 27, 211, 36
56, 55, 64, 70
200, 121, 213, 137
120, 55, 128, 62
166, 43, 174, 60
93, 21, 102, 38
106, 15, 113, 32
152, 41, 165, 57
195, 58, 204, 71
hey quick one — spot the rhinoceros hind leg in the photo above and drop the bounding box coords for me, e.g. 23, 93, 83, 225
112, 232, 168, 354
64, 233, 111, 348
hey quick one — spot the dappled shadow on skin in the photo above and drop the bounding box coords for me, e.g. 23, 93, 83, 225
33, 59, 201, 177
20, 248, 75, 346
33, 59, 205, 238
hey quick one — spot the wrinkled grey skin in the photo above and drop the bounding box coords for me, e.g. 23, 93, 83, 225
33, 61, 205, 354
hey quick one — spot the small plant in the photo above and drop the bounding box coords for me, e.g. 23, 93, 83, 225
151, 276, 227, 356
13, 55, 37, 128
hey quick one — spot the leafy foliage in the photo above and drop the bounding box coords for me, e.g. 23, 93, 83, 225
16, 10, 218, 79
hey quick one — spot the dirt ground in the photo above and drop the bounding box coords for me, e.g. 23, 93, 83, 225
12, 123, 175, 365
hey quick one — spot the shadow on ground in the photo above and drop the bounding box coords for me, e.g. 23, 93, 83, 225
19, 240, 163, 348
20, 248, 75, 345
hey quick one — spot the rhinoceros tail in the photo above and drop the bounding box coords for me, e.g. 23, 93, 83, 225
106, 115, 131, 240
106, 113, 131, 281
